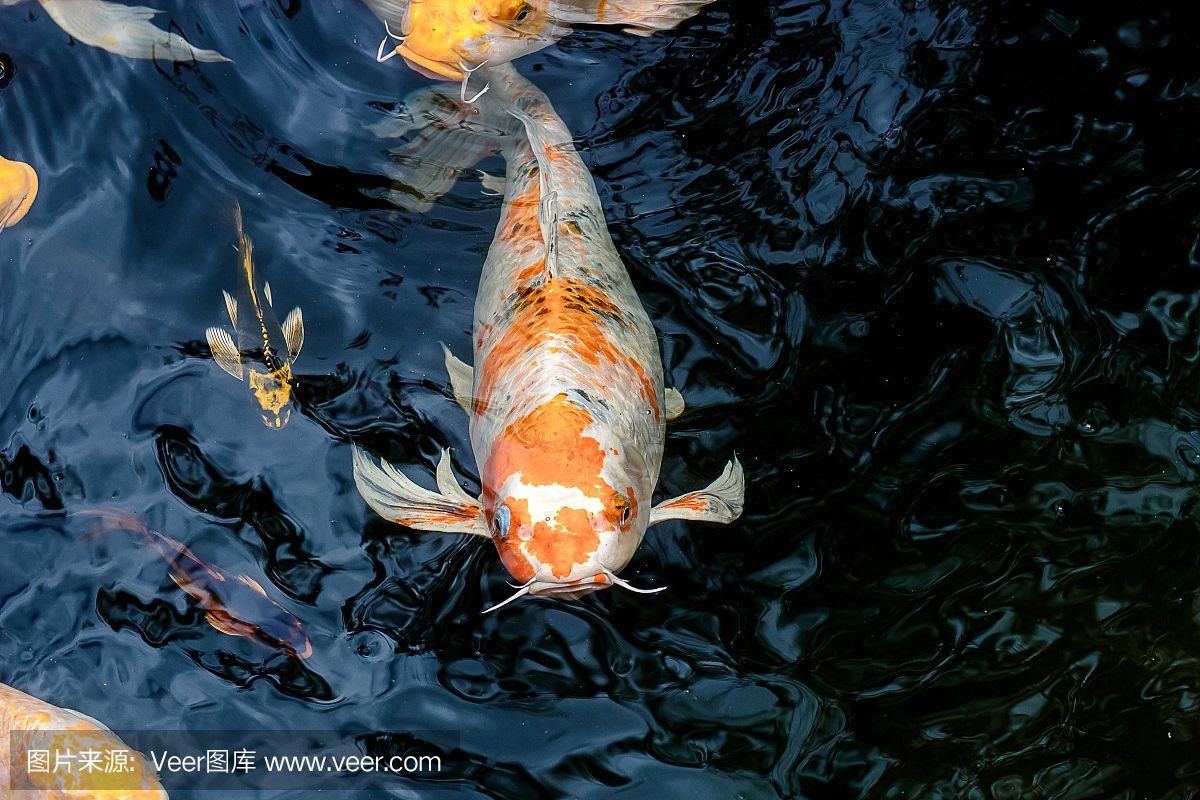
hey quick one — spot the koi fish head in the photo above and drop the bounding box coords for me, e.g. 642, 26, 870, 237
481, 394, 657, 606
248, 362, 294, 429
252, 610, 313, 659
395, 0, 556, 80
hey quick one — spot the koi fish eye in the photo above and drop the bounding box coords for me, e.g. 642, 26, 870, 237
514, 3, 531, 22
612, 493, 632, 528
492, 504, 511, 539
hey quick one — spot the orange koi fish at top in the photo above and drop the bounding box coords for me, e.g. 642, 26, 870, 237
354, 64, 744, 611
365, 0, 715, 99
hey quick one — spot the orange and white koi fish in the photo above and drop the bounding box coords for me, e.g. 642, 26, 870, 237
1, 0, 228, 62
0, 153, 37, 230
0, 681, 167, 798
205, 204, 305, 429
84, 509, 313, 658
366, 0, 714, 97
354, 64, 743, 610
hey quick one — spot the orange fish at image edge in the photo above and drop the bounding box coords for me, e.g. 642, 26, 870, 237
82, 509, 312, 659
0, 153, 37, 230
0, 681, 167, 798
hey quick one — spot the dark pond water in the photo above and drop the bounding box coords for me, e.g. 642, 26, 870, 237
4, 0, 1200, 797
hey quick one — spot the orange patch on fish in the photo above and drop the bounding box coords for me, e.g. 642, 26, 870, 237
476, 277, 659, 419
520, 506, 600, 579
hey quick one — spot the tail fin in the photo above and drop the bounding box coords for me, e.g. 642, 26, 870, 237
39, 0, 230, 62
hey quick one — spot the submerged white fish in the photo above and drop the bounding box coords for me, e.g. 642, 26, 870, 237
2, 0, 228, 62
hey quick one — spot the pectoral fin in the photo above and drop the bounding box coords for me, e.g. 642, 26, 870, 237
222, 290, 238, 328
237, 575, 268, 597
282, 307, 305, 363
649, 457, 745, 526
40, 0, 231, 62
360, 0, 410, 30
665, 388, 685, 421
206, 326, 244, 380
555, 0, 714, 36
205, 611, 252, 637
434, 449, 479, 507
352, 448, 488, 536
441, 344, 474, 414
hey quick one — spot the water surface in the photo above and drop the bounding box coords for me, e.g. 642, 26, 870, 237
3, 0, 1200, 797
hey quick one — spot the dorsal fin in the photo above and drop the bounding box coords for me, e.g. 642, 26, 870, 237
506, 106, 562, 279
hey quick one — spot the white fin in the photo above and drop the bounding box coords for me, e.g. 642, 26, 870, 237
506, 107, 561, 276
435, 449, 478, 507
479, 171, 506, 197
39, 0, 231, 62
222, 290, 237, 328
649, 457, 745, 526
264, 281, 274, 307
553, 0, 715, 36
441, 343, 474, 414
352, 448, 488, 536
361, 0, 410, 30
205, 326, 244, 380
665, 387, 685, 421
282, 307, 304, 363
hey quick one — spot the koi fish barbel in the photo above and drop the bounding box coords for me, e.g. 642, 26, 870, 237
355, 63, 744, 611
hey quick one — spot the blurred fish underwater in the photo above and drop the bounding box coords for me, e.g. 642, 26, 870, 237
3, 0, 1200, 797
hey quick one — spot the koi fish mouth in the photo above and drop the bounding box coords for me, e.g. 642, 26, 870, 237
483, 572, 667, 613
397, 45, 466, 80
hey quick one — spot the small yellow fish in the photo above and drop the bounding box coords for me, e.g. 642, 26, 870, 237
1, 0, 228, 62
0, 681, 167, 798
367, 0, 714, 86
0, 153, 37, 230
205, 204, 305, 429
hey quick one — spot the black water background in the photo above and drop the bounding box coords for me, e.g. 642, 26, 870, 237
4, 0, 1200, 797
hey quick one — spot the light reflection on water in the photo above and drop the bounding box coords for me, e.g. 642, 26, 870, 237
3, 0, 1200, 796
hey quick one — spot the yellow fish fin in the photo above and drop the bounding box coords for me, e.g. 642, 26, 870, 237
222, 289, 237, 328
283, 306, 305, 363
205, 326, 244, 380
649, 456, 744, 526
205, 611, 248, 637
665, 387, 685, 421
39, 0, 230, 62
237, 575, 269, 596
